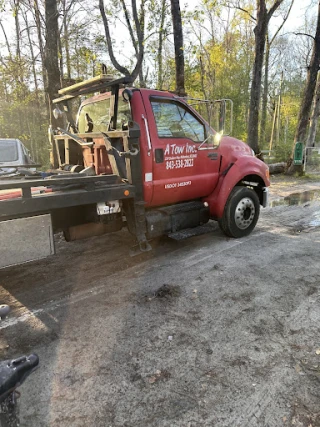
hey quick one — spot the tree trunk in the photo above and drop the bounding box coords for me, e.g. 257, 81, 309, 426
14, 0, 21, 60
268, 162, 286, 174
58, 33, 64, 79
170, 0, 185, 96
269, 99, 277, 152
44, 0, 62, 126
247, 0, 268, 155
306, 74, 320, 147
260, 0, 293, 147
247, 0, 284, 155
199, 55, 208, 99
62, 0, 71, 79
99, 0, 144, 83
287, 1, 320, 174
119, 0, 145, 87
275, 71, 283, 146
23, 11, 39, 102
34, 0, 47, 89
129, 0, 145, 82
260, 33, 270, 147
157, 0, 167, 90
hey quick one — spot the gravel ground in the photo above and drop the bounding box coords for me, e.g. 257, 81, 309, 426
1, 176, 320, 427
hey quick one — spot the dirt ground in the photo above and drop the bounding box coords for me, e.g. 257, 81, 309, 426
1, 175, 320, 427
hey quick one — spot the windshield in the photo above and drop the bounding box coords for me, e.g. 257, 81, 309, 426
77, 95, 132, 133
0, 139, 18, 162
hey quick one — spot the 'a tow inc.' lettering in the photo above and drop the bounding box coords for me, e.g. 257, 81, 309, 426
164, 143, 197, 156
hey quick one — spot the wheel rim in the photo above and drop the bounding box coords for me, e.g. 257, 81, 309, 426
234, 197, 256, 230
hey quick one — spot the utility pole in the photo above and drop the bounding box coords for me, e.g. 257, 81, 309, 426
275, 71, 283, 146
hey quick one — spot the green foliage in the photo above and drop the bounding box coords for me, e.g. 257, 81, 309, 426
184, 2, 255, 139
0, 0, 315, 169
273, 141, 293, 163
0, 92, 50, 167
0, 50, 50, 167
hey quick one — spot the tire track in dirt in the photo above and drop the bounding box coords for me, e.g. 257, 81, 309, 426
225, 370, 291, 427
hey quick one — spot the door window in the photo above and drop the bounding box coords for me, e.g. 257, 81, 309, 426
78, 99, 111, 133
0, 140, 18, 162
151, 99, 205, 142
77, 96, 132, 133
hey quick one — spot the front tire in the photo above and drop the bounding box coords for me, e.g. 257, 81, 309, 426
218, 186, 260, 238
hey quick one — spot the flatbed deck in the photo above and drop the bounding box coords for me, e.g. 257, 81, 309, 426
0, 174, 134, 219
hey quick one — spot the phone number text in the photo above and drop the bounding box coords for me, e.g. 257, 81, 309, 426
166, 159, 194, 170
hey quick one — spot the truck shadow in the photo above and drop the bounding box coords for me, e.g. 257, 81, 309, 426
0, 226, 210, 357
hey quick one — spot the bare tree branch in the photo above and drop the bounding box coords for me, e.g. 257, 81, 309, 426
294, 32, 315, 41
225, 2, 256, 21
234, 6, 256, 21
270, 0, 294, 44
129, 0, 145, 81
120, 0, 138, 55
0, 20, 12, 57
99, 0, 130, 76
267, 0, 284, 21
131, 0, 143, 46
98, 0, 145, 82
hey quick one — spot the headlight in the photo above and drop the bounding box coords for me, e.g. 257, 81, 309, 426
266, 168, 270, 180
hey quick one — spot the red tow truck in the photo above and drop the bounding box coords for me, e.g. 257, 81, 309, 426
0, 75, 269, 268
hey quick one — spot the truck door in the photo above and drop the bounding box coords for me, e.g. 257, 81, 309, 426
141, 93, 221, 207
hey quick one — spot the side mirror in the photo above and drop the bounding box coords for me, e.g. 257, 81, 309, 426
53, 107, 64, 120
213, 131, 223, 145
123, 88, 133, 102
198, 130, 222, 150
211, 99, 233, 136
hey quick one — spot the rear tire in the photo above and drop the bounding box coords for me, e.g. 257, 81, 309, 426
218, 186, 260, 238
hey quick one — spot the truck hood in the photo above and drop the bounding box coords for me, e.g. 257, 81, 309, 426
218, 135, 270, 186
218, 135, 254, 163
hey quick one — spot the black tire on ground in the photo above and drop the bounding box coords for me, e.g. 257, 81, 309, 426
218, 186, 260, 238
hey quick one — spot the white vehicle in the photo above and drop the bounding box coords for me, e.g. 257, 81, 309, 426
0, 138, 36, 175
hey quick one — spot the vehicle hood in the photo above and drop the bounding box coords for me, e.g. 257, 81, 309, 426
218, 136, 254, 163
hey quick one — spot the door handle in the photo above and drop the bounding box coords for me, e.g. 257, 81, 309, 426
155, 148, 164, 163
207, 152, 218, 160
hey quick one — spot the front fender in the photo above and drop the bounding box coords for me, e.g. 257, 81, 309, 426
203, 157, 270, 219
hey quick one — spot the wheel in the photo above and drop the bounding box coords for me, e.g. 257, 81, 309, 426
218, 186, 260, 238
